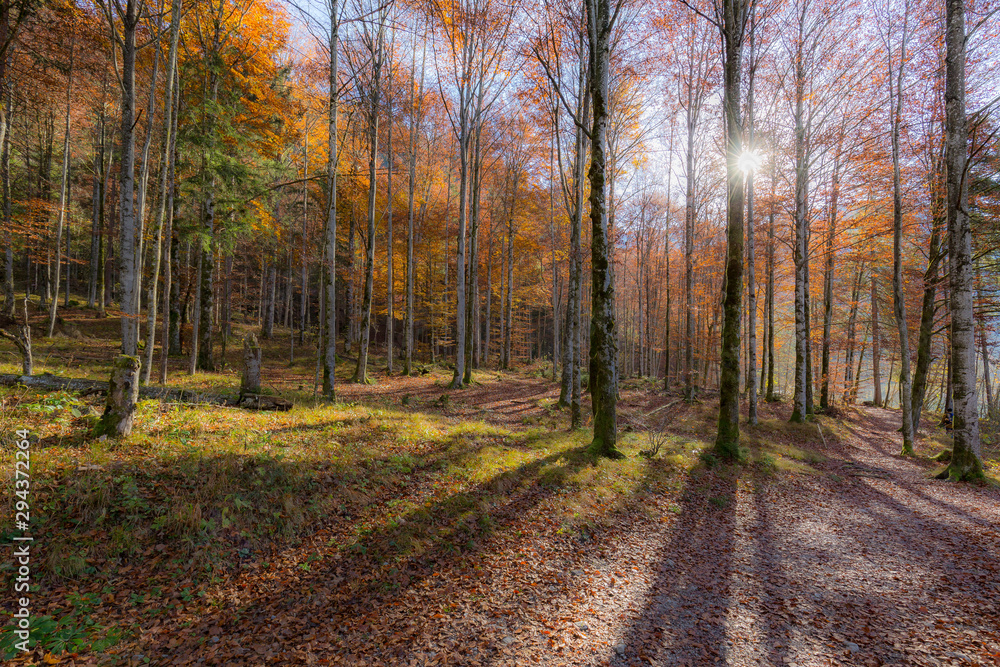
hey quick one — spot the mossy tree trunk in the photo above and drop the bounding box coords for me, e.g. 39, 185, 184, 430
95, 355, 140, 439
585, 0, 623, 460
241, 335, 262, 396
714, 0, 750, 460
941, 0, 984, 481
100, 0, 140, 438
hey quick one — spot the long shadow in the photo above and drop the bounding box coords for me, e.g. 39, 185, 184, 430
611, 463, 738, 666
745, 459, 1000, 666
747, 479, 793, 667
129, 443, 601, 664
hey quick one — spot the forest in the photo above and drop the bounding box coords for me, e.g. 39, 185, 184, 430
0, 0, 999, 662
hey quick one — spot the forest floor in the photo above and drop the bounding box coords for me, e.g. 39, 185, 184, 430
2, 309, 1000, 666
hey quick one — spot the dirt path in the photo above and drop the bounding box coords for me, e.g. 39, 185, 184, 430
602, 407, 1000, 667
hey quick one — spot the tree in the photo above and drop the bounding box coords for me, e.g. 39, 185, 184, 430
886, 0, 914, 454
403, 23, 427, 376
45, 22, 74, 337
940, 0, 983, 481
322, 0, 341, 401
345, 0, 392, 384
144, 0, 182, 385
531, 0, 589, 426
711, 0, 752, 458
584, 0, 625, 459
95, 0, 141, 438
430, 0, 515, 389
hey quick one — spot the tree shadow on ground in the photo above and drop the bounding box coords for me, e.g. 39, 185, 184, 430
611, 463, 738, 666
127, 443, 604, 664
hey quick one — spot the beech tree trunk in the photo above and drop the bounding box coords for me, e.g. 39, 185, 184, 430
585, 0, 622, 459
842, 264, 863, 403
745, 21, 757, 425
871, 275, 882, 406
2, 85, 13, 318
386, 89, 394, 374
890, 4, 915, 453
765, 193, 776, 401
102, 0, 141, 438
323, 0, 339, 401
715, 0, 750, 457
820, 144, 841, 411
790, 39, 809, 423
942, 0, 983, 480
47, 33, 74, 337
144, 7, 181, 383
683, 51, 698, 403
911, 174, 943, 429
352, 20, 384, 385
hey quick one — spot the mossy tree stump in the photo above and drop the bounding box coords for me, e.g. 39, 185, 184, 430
94, 355, 141, 438
241, 334, 262, 397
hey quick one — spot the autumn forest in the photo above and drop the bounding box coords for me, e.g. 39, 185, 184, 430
1, 0, 999, 661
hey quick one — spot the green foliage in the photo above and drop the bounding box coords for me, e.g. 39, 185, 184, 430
698, 450, 719, 468
0, 594, 123, 659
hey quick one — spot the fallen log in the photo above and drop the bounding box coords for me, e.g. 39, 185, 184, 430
0, 373, 293, 411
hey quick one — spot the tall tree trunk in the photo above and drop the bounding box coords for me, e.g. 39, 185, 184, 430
98, 0, 140, 438
820, 146, 841, 411
663, 198, 671, 389
683, 91, 697, 402
765, 196, 775, 401
745, 24, 757, 425
464, 126, 483, 385
942, 0, 982, 478
197, 193, 215, 370
143, 2, 181, 384
300, 126, 309, 344
133, 26, 161, 325
404, 34, 425, 376
47, 33, 75, 337
912, 172, 944, 430
352, 90, 379, 384
890, 3, 915, 453
715, 0, 749, 456
979, 315, 993, 419
386, 87, 394, 373
450, 111, 470, 388
323, 0, 339, 400
189, 245, 201, 374
805, 261, 814, 415
585, 0, 622, 458
346, 197, 356, 354
790, 22, 809, 423
504, 224, 514, 369
549, 136, 559, 382
2, 86, 13, 318
871, 275, 882, 406
842, 264, 863, 404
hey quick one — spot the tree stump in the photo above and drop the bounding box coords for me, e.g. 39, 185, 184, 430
242, 334, 262, 397
94, 355, 141, 438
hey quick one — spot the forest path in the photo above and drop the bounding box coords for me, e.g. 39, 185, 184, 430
603, 407, 1000, 667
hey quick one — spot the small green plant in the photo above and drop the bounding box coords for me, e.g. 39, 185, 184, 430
699, 450, 719, 468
